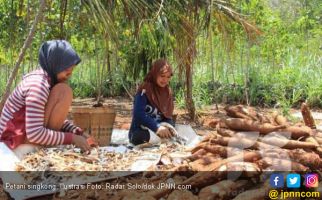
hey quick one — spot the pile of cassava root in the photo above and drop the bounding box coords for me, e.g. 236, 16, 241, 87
162, 104, 322, 172
151, 104, 322, 199
92, 104, 322, 200
25, 104, 322, 200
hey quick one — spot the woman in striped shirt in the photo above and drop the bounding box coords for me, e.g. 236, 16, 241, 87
0, 40, 90, 158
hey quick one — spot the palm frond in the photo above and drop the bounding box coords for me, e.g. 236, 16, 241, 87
82, 0, 118, 42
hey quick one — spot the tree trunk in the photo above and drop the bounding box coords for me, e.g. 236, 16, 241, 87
106, 36, 111, 73
0, 0, 46, 114
95, 38, 101, 104
59, 0, 67, 39
26, 0, 34, 72
174, 19, 197, 121
185, 59, 196, 121
185, 35, 196, 121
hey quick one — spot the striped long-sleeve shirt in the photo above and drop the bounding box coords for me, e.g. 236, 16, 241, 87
0, 68, 78, 149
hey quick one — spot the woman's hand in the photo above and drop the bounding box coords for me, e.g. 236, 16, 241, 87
73, 127, 84, 135
156, 126, 173, 139
72, 134, 90, 152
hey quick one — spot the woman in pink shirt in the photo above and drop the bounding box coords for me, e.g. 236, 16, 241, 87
0, 40, 90, 158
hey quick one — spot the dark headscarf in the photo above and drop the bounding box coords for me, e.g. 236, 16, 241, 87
38, 40, 81, 85
138, 59, 174, 119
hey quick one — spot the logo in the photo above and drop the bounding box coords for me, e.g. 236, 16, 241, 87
270, 174, 284, 188
268, 190, 279, 199
287, 174, 301, 188
305, 174, 319, 188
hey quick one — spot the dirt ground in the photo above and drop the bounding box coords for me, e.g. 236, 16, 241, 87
71, 97, 315, 133
1, 97, 319, 200
71, 97, 221, 136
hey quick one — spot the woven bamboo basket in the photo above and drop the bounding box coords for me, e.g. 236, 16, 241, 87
71, 106, 116, 146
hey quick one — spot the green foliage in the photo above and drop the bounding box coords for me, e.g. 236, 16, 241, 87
174, 88, 185, 109
0, 0, 321, 114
